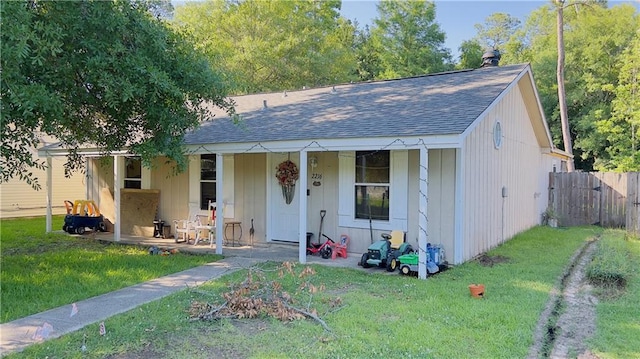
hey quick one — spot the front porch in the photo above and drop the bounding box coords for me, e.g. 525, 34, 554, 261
87, 231, 363, 270
45, 146, 457, 280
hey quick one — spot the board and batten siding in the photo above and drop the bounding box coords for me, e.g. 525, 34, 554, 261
461, 83, 552, 262
306, 152, 340, 244
150, 157, 189, 227
407, 149, 456, 262
234, 153, 267, 244
0, 157, 85, 218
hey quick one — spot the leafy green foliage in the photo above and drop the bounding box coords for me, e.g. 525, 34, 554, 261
598, 33, 640, 171
586, 231, 635, 288
353, 25, 382, 81
589, 232, 640, 357
457, 39, 484, 69
502, 2, 639, 171
0, 0, 234, 189
173, 0, 356, 94
370, 0, 453, 79
473, 12, 521, 53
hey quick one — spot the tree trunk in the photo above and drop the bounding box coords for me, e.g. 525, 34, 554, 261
557, 1, 575, 171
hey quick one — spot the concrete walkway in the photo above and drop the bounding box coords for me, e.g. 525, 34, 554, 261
0, 238, 361, 357
0, 256, 266, 356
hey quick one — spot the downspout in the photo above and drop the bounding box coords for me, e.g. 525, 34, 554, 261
46, 156, 53, 233
299, 151, 308, 264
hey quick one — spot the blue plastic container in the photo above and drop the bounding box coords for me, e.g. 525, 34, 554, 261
426, 243, 443, 265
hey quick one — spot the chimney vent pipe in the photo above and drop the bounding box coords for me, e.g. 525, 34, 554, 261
481, 49, 501, 67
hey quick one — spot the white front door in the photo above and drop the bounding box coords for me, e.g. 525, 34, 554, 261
268, 153, 300, 242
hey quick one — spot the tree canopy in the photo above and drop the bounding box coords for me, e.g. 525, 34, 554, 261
503, 2, 639, 171
172, 0, 357, 94
4, 0, 638, 190
1, 0, 234, 189
474, 12, 521, 52
369, 0, 453, 79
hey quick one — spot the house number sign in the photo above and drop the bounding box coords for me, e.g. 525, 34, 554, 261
311, 173, 322, 186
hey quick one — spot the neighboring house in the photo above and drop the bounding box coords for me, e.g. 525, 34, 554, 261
1, 136, 84, 218
39, 62, 569, 277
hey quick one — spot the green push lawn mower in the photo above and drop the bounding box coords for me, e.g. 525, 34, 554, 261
359, 230, 414, 272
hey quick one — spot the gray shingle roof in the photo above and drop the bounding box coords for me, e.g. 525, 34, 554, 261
184, 64, 529, 145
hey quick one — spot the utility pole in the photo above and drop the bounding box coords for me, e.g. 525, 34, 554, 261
556, 0, 575, 171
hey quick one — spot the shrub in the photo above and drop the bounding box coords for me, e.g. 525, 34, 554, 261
586, 234, 635, 288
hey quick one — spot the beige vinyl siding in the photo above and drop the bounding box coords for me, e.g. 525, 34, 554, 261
462, 83, 547, 262
88, 157, 114, 204
333, 149, 456, 256
306, 152, 340, 244
87, 156, 188, 231
0, 157, 84, 218
407, 149, 456, 261
87, 157, 114, 225
150, 157, 189, 226
234, 153, 267, 243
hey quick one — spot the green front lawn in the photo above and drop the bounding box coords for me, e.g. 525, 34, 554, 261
0, 216, 222, 323
9, 225, 619, 358
5, 220, 638, 358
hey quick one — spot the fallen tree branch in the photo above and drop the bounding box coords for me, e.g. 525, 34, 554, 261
281, 301, 332, 332
190, 301, 228, 321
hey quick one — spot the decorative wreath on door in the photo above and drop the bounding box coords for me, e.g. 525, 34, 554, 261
275, 160, 299, 186
276, 160, 299, 204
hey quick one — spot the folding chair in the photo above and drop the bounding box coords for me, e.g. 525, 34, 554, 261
173, 202, 200, 243
193, 201, 216, 246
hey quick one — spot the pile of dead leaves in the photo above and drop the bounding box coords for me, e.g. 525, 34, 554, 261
188, 262, 341, 331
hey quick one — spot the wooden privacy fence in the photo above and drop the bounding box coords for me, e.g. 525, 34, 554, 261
549, 172, 640, 235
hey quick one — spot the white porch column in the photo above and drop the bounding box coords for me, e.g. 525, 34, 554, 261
418, 147, 428, 279
85, 158, 90, 201
45, 156, 53, 233
114, 155, 121, 242
215, 153, 224, 255
298, 151, 308, 264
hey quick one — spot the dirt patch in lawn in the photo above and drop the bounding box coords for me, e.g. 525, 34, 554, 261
476, 254, 510, 267
527, 239, 599, 359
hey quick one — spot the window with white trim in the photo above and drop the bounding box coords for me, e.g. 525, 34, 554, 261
355, 151, 390, 221
200, 154, 216, 210
124, 157, 141, 189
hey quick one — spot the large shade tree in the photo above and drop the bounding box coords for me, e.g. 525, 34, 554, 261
457, 13, 521, 70
370, 0, 453, 79
456, 39, 484, 69
505, 2, 638, 171
474, 12, 521, 52
1, 0, 234, 189
172, 0, 357, 94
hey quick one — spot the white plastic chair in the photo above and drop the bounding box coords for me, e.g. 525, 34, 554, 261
173, 202, 200, 243
193, 201, 216, 246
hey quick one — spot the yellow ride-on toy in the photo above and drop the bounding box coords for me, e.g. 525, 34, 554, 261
63, 200, 107, 235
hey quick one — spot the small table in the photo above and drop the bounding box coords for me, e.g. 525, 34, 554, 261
224, 221, 242, 246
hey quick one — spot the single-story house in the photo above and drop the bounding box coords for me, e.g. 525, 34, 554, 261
39, 61, 569, 278
1, 135, 84, 219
